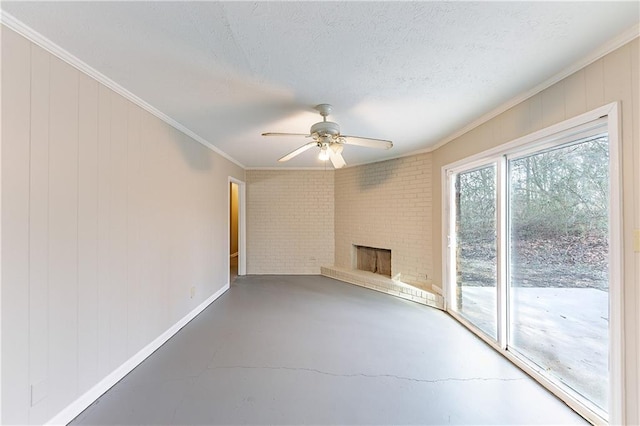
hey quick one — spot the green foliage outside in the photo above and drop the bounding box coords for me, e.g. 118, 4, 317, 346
456, 136, 609, 290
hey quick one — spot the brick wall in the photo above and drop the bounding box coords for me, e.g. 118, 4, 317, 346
335, 153, 433, 290
246, 170, 334, 274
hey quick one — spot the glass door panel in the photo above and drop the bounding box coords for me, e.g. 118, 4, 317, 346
453, 164, 498, 339
508, 135, 609, 412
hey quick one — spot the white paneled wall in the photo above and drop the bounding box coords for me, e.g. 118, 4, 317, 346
432, 37, 640, 425
334, 154, 433, 290
246, 170, 334, 274
1, 27, 244, 424
77, 69, 99, 395
2, 23, 31, 424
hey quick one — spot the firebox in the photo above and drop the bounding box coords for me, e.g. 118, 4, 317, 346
354, 245, 391, 278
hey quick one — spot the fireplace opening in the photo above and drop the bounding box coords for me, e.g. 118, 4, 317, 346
355, 245, 391, 278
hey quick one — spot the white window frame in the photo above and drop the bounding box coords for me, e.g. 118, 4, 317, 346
441, 102, 623, 425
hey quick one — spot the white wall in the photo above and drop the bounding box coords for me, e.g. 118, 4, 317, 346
431, 37, 639, 424
1, 26, 245, 424
246, 170, 334, 274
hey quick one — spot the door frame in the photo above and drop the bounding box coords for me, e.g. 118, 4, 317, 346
228, 177, 246, 281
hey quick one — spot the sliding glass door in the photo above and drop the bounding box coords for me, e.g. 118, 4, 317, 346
445, 116, 615, 422
508, 135, 609, 414
452, 164, 498, 339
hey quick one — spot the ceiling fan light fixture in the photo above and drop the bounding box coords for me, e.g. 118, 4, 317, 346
318, 146, 331, 161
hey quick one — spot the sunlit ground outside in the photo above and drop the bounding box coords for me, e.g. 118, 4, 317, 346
460, 285, 608, 410
456, 257, 496, 338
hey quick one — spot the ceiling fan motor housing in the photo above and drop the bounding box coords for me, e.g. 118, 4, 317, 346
310, 121, 340, 136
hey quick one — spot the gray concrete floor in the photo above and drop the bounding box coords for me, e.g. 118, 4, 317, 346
71, 275, 586, 425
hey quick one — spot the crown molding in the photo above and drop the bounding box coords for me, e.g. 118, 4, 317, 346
0, 10, 246, 169
2, 10, 637, 168
246, 166, 333, 171
428, 22, 640, 153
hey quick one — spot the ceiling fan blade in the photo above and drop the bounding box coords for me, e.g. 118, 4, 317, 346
278, 141, 318, 162
329, 150, 346, 169
262, 132, 310, 137
341, 135, 393, 150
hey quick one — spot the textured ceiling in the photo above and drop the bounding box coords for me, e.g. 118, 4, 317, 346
2, 1, 639, 168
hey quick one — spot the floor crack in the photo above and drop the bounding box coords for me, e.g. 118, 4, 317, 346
170, 377, 195, 423
210, 365, 523, 384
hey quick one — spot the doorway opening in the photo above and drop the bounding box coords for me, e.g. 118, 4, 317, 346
228, 177, 246, 285
230, 181, 239, 282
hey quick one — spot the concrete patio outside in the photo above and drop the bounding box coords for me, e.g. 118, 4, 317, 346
457, 286, 608, 411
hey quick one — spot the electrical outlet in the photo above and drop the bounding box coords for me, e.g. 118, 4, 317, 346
190, 286, 195, 298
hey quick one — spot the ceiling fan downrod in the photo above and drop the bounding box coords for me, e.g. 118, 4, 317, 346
315, 104, 332, 120
310, 104, 340, 136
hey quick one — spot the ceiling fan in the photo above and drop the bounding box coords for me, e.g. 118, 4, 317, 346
262, 104, 393, 169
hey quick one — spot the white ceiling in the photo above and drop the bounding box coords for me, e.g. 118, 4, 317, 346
2, 2, 639, 169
